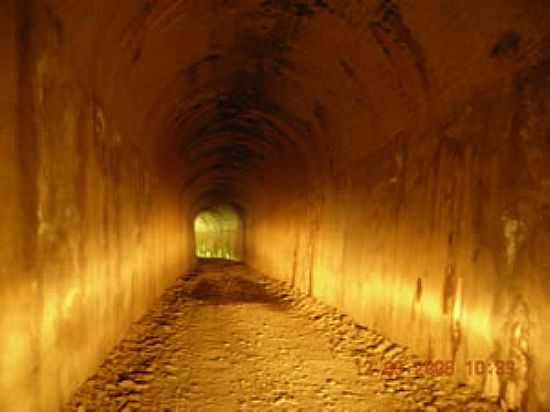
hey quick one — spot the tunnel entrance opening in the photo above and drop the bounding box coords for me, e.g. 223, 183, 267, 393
193, 205, 243, 261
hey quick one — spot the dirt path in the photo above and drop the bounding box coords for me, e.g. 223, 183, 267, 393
64, 260, 498, 411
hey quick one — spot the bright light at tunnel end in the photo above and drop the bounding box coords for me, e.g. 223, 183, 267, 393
194, 205, 243, 261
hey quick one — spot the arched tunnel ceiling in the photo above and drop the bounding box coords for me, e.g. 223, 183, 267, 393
55, 0, 550, 211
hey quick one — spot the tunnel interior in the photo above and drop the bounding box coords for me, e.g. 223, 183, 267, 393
194, 205, 243, 261
2, 0, 550, 411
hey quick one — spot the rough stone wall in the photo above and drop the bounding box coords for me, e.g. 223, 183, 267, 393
243, 3, 550, 410
0, 2, 193, 411
246, 57, 550, 412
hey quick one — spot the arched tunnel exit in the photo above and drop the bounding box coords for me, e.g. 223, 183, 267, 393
2, 1, 550, 411
194, 205, 243, 261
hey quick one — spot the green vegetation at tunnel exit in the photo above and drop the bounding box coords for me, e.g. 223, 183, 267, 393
194, 205, 243, 261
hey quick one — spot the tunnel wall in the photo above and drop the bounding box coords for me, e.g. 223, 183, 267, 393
0, 2, 194, 411
245, 32, 550, 412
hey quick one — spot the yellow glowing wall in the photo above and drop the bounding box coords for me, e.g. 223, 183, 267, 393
0, 3, 194, 411
244, 66, 550, 409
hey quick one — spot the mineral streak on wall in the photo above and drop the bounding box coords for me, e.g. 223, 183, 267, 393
2, 0, 550, 411
194, 205, 243, 261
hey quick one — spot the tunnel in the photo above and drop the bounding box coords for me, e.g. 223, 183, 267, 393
1, 0, 550, 411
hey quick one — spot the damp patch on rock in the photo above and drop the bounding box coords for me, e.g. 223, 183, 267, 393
491, 32, 521, 58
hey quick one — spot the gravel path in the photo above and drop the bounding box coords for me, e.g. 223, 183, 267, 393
64, 260, 499, 411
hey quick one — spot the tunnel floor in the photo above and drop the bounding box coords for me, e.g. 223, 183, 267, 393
64, 261, 498, 412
